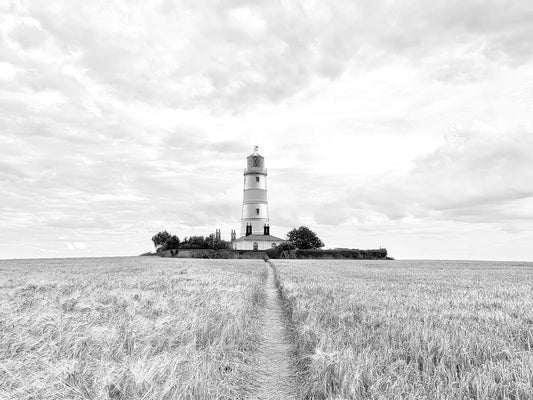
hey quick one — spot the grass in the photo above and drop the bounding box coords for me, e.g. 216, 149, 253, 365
273, 260, 533, 399
0, 257, 267, 400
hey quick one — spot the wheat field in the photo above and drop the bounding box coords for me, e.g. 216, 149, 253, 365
273, 260, 533, 399
0, 257, 267, 400
1, 257, 532, 399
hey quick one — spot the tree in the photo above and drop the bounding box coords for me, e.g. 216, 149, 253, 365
152, 232, 231, 251
152, 231, 171, 250
164, 235, 180, 250
180, 235, 207, 249
286, 226, 324, 249
205, 233, 232, 250
151, 231, 180, 251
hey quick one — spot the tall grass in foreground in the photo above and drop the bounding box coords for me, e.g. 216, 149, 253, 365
274, 260, 533, 399
0, 257, 267, 400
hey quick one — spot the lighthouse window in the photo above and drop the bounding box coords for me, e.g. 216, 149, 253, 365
256, 177, 260, 182
256, 208, 260, 215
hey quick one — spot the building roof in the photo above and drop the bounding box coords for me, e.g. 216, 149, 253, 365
233, 234, 285, 242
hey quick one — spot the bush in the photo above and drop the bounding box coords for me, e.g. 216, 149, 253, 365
276, 241, 296, 251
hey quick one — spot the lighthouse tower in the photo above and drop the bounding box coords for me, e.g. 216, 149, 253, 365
232, 146, 285, 250
241, 146, 269, 236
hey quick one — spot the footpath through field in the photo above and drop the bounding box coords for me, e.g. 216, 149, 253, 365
252, 261, 299, 400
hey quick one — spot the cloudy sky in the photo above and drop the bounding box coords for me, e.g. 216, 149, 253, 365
1, 0, 533, 260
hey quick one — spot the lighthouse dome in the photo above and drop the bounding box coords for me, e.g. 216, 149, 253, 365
245, 146, 266, 173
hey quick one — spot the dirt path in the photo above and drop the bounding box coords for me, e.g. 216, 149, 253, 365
252, 261, 298, 400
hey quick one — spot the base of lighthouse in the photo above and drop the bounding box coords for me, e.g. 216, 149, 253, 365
232, 234, 285, 251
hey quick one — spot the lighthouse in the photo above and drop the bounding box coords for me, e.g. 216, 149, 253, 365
232, 146, 285, 251
241, 146, 269, 236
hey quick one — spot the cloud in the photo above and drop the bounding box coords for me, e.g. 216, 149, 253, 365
0, 160, 28, 180
291, 123, 533, 226
9, 18, 47, 49
67, 242, 87, 250
5, 0, 528, 112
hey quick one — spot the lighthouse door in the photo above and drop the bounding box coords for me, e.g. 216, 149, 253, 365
253, 242, 258, 251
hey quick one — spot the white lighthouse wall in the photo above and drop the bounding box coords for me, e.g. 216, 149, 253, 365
233, 239, 285, 250
244, 175, 267, 189
242, 203, 269, 219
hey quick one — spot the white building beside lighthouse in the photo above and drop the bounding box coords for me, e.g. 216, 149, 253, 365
232, 147, 285, 251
